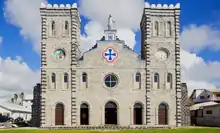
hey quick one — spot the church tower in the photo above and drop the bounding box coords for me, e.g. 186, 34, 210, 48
40, 3, 80, 127
140, 3, 181, 126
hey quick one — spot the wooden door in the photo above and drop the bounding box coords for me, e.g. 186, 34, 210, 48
158, 108, 167, 125
55, 104, 64, 125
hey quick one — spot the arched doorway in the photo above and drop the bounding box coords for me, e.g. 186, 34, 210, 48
158, 103, 168, 125
133, 103, 143, 125
55, 103, 64, 125
105, 101, 118, 125
80, 103, 89, 125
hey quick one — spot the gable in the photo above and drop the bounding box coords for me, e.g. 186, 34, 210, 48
79, 41, 145, 69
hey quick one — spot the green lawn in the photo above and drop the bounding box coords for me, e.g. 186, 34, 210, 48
0, 128, 220, 133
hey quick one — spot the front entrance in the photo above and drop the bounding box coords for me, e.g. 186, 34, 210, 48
133, 103, 143, 125
105, 101, 118, 125
55, 103, 64, 125
80, 103, 89, 125
158, 103, 168, 125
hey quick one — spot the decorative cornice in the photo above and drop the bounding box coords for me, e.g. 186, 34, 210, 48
144, 3, 180, 9
40, 3, 77, 9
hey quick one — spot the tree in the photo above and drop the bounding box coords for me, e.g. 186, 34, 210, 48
14, 94, 18, 103
11, 98, 14, 103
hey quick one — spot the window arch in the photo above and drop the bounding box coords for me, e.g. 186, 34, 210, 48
52, 73, 56, 83
64, 73, 68, 83
64, 21, 69, 35
82, 72, 87, 82
167, 21, 172, 36
167, 73, 172, 89
154, 21, 159, 36
154, 73, 159, 83
135, 72, 141, 89
135, 72, 141, 82
52, 21, 56, 36
154, 73, 159, 89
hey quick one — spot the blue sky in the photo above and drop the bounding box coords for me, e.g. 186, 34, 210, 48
0, 0, 220, 70
0, 0, 220, 98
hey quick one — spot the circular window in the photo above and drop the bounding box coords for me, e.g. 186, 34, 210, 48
104, 74, 118, 88
53, 49, 66, 61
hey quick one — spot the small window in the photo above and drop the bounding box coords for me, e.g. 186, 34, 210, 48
64, 21, 69, 35
206, 110, 212, 114
200, 96, 205, 99
167, 21, 172, 36
207, 95, 210, 98
64, 73, 68, 83
65, 21, 68, 30
52, 21, 56, 36
154, 73, 159, 82
155, 21, 159, 36
167, 73, 172, 83
82, 73, 87, 82
52, 73, 56, 83
135, 73, 141, 82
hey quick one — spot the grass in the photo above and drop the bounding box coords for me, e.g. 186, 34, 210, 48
0, 128, 220, 133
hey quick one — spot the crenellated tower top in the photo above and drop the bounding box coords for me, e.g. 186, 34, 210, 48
40, 2, 78, 9
144, 2, 180, 9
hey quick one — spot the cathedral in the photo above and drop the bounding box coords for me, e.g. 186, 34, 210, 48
32, 2, 184, 128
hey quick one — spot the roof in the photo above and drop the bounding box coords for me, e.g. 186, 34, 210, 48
190, 101, 219, 110
209, 89, 220, 93
0, 101, 31, 113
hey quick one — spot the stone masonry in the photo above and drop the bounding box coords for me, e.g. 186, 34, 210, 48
32, 2, 186, 128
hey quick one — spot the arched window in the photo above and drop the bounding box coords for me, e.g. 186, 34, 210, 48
64, 21, 69, 35
154, 73, 159, 89
167, 73, 172, 89
64, 73, 68, 83
52, 73, 56, 83
82, 73, 87, 83
135, 73, 141, 82
154, 73, 159, 83
52, 21, 56, 36
167, 21, 172, 36
135, 72, 141, 89
155, 21, 159, 36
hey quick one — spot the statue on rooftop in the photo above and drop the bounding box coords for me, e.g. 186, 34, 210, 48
107, 14, 115, 30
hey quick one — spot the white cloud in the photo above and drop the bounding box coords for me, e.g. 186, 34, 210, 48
3, 0, 47, 53
181, 24, 220, 52
180, 24, 220, 95
0, 56, 40, 100
79, 0, 145, 31
181, 49, 220, 95
2, 0, 220, 97
0, 36, 3, 44
79, 0, 140, 53
80, 21, 136, 53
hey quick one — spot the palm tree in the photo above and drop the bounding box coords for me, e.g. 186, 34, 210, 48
11, 98, 14, 103
14, 94, 18, 103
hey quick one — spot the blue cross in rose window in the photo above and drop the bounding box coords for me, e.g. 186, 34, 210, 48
104, 48, 117, 61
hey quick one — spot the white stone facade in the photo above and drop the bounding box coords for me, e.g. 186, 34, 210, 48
38, 2, 181, 127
